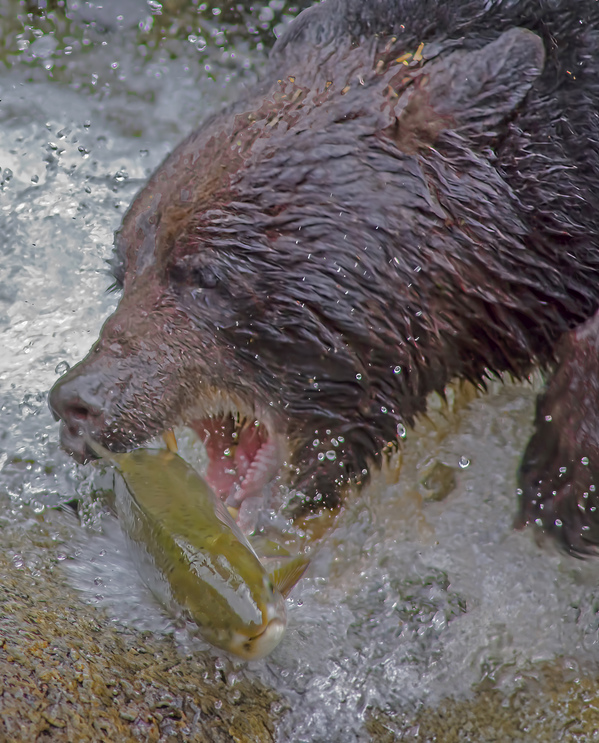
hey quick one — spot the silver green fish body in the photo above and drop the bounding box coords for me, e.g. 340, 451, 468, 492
105, 447, 288, 659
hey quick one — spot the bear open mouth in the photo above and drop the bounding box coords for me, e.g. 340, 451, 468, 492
187, 411, 288, 518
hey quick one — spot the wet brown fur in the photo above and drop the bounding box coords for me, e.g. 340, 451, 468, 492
50, 0, 599, 554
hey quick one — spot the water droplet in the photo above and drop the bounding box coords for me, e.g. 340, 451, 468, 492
458, 456, 470, 469
355, 373, 362, 381
545, 414, 552, 422
393, 366, 402, 374
381, 406, 387, 414
325, 450, 336, 461
12, 554, 24, 568
312, 439, 319, 447
56, 553, 67, 561
55, 360, 70, 375
397, 423, 407, 439
582, 457, 589, 466
214, 699, 223, 709
317, 453, 325, 461
32, 501, 45, 514
555, 518, 563, 527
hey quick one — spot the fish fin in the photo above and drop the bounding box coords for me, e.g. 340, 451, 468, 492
269, 555, 310, 598
249, 536, 291, 558
213, 498, 260, 559
163, 430, 178, 452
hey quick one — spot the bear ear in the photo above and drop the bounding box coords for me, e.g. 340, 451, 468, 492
401, 28, 545, 144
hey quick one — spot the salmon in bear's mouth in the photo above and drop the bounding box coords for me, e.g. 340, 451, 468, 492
53, 405, 289, 525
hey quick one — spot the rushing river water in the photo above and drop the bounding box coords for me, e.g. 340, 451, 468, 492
2, 2, 599, 741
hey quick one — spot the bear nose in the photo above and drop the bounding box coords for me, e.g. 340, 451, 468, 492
49, 374, 102, 428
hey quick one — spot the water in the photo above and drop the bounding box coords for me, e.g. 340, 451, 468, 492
1, 2, 599, 741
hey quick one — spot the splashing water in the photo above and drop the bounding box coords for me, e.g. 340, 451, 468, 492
2, 2, 599, 741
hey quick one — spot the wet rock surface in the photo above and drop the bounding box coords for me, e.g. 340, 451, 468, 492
0, 549, 279, 743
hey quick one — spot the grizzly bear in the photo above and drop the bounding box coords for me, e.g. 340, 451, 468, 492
49, 0, 599, 554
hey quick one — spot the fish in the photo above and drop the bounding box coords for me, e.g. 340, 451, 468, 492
91, 442, 308, 660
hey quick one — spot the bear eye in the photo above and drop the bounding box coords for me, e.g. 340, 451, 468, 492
169, 255, 219, 289
192, 264, 218, 289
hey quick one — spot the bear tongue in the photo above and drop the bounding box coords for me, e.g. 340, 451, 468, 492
191, 417, 282, 511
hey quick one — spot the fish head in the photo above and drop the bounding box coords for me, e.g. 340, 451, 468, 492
200, 587, 287, 661
226, 592, 288, 660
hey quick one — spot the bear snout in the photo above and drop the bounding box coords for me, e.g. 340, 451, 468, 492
49, 368, 111, 463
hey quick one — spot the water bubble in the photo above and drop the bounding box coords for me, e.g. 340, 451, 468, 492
432, 610, 446, 632
458, 456, 470, 469
260, 6, 275, 22
55, 360, 70, 375
32, 501, 45, 514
